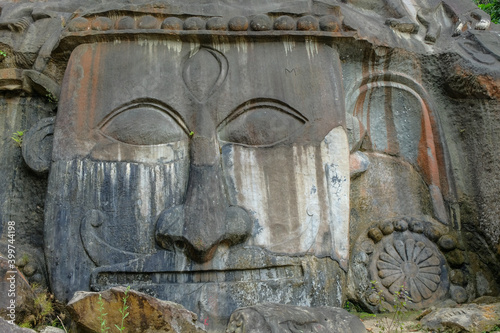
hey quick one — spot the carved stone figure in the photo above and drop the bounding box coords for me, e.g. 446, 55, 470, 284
0, 0, 499, 332
226, 303, 366, 333
41, 12, 351, 331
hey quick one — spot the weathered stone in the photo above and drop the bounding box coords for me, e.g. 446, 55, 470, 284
472, 296, 500, 304
409, 220, 424, 233
297, 15, 319, 31
39, 327, 65, 333
450, 285, 468, 303
368, 227, 384, 242
450, 269, 467, 286
0, 1, 500, 332
138, 15, 158, 30
349, 223, 450, 312
393, 219, 409, 232
379, 221, 394, 235
67, 18, 89, 32
22, 117, 54, 175
43, 27, 350, 332
319, 15, 341, 32
183, 17, 205, 30
438, 235, 458, 251
227, 16, 248, 31
250, 14, 272, 31
424, 224, 443, 242
446, 249, 466, 267
226, 304, 366, 333
206, 18, 226, 31
161, 17, 183, 30
421, 303, 500, 332
91, 17, 113, 31
349, 151, 370, 179
0, 257, 36, 325
115, 16, 135, 30
0, 318, 35, 333
273, 16, 295, 30
67, 287, 206, 333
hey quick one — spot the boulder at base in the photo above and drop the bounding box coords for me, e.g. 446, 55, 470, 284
0, 317, 36, 333
226, 303, 366, 333
67, 287, 206, 333
421, 303, 500, 332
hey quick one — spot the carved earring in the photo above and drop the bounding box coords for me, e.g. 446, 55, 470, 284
22, 116, 55, 174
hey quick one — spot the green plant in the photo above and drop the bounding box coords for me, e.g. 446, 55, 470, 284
115, 286, 130, 332
344, 300, 353, 312
0, 50, 6, 58
370, 280, 412, 333
11, 130, 25, 147
359, 312, 377, 320
18, 284, 68, 330
98, 293, 110, 333
49, 316, 68, 333
189, 131, 194, 136
19, 322, 32, 328
46, 92, 58, 104
34, 288, 54, 320
344, 300, 363, 313
475, 0, 500, 24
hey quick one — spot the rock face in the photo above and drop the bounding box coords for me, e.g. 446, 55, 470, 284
0, 0, 499, 332
421, 303, 500, 332
67, 287, 206, 333
0, 318, 35, 333
226, 303, 366, 333
0, 257, 36, 325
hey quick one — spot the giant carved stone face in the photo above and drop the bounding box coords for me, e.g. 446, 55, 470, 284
45, 38, 349, 330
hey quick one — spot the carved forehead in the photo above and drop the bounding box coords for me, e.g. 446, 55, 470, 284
60, 39, 344, 128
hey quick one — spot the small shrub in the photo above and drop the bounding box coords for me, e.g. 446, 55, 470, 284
115, 286, 130, 332
370, 280, 412, 333
20, 284, 68, 330
46, 92, 58, 104
11, 130, 25, 147
98, 294, 110, 333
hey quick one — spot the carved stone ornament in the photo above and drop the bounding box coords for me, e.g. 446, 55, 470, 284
349, 217, 455, 311
0, 1, 499, 332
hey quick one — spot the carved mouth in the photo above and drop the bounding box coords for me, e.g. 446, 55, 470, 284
94, 265, 303, 287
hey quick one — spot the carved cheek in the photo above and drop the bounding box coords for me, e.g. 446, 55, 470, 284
221, 126, 350, 266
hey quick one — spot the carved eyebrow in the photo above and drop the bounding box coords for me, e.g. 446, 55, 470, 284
97, 98, 190, 135
217, 98, 308, 129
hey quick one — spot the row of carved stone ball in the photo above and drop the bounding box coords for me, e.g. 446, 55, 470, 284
67, 14, 342, 33
367, 217, 458, 252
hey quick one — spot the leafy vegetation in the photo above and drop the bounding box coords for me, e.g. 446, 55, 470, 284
475, 0, 500, 24
11, 130, 25, 147
98, 293, 110, 333
370, 281, 412, 333
20, 284, 68, 331
115, 286, 131, 332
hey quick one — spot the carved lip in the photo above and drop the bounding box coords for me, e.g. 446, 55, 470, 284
92, 265, 303, 289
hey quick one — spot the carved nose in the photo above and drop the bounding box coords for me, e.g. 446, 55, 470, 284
155, 137, 251, 263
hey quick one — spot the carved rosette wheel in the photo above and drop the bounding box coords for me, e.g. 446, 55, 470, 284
368, 231, 449, 309
350, 217, 452, 311
376, 237, 441, 303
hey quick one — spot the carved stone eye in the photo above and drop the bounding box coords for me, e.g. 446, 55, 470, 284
218, 100, 306, 147
100, 103, 188, 145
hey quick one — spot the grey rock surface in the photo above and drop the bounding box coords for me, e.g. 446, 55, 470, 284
0, 1, 499, 332
67, 287, 206, 333
226, 303, 366, 333
0, 318, 36, 333
421, 303, 500, 332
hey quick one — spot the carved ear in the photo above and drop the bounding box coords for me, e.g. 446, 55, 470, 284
22, 117, 55, 174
